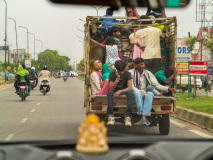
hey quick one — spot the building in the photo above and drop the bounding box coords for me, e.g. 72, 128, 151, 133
0, 46, 13, 64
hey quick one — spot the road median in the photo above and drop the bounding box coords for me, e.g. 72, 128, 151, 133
173, 106, 213, 131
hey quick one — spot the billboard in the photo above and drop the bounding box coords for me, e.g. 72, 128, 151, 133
177, 62, 188, 74
0, 46, 9, 50
177, 38, 192, 61
208, 67, 213, 75
189, 61, 208, 76
25, 60, 31, 68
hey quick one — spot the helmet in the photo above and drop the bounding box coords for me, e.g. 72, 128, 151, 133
31, 67, 35, 70
43, 65, 48, 70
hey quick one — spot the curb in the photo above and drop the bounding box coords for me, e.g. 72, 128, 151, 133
174, 106, 213, 131
77, 78, 85, 82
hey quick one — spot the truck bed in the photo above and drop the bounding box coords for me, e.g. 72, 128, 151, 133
88, 95, 178, 115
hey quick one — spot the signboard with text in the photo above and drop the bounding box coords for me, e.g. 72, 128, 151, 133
0, 46, 9, 50
177, 38, 192, 61
177, 62, 188, 74
189, 61, 207, 76
25, 60, 31, 68
208, 67, 213, 75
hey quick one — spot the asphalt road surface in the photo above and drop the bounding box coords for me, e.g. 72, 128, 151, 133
0, 77, 212, 142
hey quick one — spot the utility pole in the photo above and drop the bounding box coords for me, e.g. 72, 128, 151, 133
3, 0, 7, 82
9, 17, 19, 68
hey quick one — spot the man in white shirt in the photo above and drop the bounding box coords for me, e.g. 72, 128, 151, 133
129, 58, 176, 125
129, 17, 162, 74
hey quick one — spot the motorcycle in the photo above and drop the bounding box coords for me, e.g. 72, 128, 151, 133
19, 81, 29, 101
204, 80, 212, 93
71, 74, 74, 78
63, 76, 67, 82
29, 78, 36, 90
40, 78, 50, 95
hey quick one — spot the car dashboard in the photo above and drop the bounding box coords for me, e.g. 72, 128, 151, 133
0, 137, 212, 160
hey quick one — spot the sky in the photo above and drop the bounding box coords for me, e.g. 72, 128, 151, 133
0, 0, 202, 64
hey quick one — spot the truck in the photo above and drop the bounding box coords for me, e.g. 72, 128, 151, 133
83, 16, 178, 135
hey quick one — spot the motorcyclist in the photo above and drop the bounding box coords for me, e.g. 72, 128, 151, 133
63, 70, 67, 80
29, 66, 38, 87
14, 64, 31, 96
38, 65, 51, 91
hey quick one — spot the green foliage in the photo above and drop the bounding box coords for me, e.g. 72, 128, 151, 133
0, 49, 74, 72
0, 62, 18, 73
202, 35, 213, 54
77, 59, 85, 72
185, 36, 197, 51
38, 49, 73, 71
176, 93, 213, 114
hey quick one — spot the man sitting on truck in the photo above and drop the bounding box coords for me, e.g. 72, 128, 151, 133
129, 58, 176, 125
107, 60, 133, 126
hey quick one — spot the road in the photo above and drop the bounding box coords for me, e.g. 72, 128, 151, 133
0, 78, 212, 142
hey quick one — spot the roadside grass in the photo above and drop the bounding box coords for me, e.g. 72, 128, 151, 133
176, 93, 213, 114
78, 75, 85, 80
0, 81, 8, 86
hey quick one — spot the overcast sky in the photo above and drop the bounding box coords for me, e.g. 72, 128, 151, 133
0, 0, 201, 63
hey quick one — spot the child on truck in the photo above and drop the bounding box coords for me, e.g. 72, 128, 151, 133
90, 37, 120, 67
111, 26, 122, 59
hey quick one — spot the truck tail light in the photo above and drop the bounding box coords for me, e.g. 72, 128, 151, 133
92, 106, 102, 110
161, 106, 171, 110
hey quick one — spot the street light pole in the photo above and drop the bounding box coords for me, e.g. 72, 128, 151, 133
9, 17, 19, 67
89, 5, 105, 16
29, 32, 35, 65
3, 0, 7, 82
36, 39, 43, 52
19, 26, 29, 59
36, 39, 43, 70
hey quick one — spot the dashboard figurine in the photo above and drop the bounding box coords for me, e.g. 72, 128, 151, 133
76, 114, 109, 154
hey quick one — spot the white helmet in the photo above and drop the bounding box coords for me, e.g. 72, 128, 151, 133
32, 67, 35, 70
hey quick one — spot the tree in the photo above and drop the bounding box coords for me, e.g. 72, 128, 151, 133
202, 35, 213, 54
185, 36, 197, 52
77, 59, 85, 72
38, 49, 73, 71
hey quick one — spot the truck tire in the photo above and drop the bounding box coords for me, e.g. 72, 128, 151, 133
159, 114, 170, 135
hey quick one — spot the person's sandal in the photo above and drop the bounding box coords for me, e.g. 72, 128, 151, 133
139, 120, 150, 126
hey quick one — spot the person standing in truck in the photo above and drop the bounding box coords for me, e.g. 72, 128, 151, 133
129, 17, 162, 74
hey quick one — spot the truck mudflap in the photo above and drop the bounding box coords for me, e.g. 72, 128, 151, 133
89, 95, 178, 115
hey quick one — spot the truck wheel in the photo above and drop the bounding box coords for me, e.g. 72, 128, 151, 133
159, 114, 170, 135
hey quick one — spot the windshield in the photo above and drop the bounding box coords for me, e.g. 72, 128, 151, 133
0, 0, 212, 143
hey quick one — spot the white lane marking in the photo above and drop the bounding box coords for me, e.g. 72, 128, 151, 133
4, 134, 14, 141
189, 130, 212, 138
21, 118, 28, 123
170, 119, 186, 128
31, 109, 35, 112
37, 103, 40, 105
